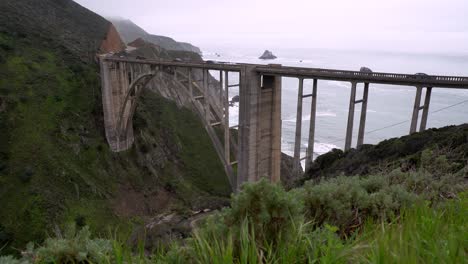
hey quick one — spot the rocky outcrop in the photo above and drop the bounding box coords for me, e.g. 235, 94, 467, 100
280, 153, 303, 189
100, 24, 126, 54
230, 95, 240, 106
127, 37, 148, 49
259, 50, 277, 60
109, 18, 202, 55
179, 42, 202, 54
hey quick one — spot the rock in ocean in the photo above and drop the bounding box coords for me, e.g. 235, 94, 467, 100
259, 50, 277, 60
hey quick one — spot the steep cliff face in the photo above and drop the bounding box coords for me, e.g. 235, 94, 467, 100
0, 0, 229, 254
100, 24, 126, 53
109, 18, 202, 54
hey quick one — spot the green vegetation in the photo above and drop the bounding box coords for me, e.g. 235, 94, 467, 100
2, 148, 466, 263
2, 180, 466, 263
303, 124, 468, 183
356, 194, 467, 263
0, 30, 229, 255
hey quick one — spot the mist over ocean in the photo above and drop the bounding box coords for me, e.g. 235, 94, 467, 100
203, 47, 468, 162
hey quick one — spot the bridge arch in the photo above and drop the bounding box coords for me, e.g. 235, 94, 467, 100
116, 72, 157, 144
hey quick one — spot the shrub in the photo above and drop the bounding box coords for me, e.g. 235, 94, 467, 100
302, 175, 418, 233
19, 224, 113, 263
223, 179, 303, 246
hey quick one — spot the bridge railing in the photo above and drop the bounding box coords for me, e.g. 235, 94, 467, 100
255, 65, 468, 87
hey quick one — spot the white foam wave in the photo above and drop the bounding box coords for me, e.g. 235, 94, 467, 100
283, 111, 337, 122
282, 141, 339, 169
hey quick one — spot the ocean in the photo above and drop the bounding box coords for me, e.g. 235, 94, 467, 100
202, 47, 468, 164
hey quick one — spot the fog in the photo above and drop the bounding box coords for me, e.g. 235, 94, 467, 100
74, 0, 468, 54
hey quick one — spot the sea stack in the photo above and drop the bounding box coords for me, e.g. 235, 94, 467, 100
259, 50, 277, 60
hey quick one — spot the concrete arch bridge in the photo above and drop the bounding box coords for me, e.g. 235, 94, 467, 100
99, 55, 468, 190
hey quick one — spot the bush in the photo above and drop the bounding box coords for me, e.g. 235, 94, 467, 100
302, 175, 418, 233
10, 224, 113, 264
223, 179, 303, 246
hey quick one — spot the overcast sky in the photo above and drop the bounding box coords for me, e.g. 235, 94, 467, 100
75, 0, 468, 54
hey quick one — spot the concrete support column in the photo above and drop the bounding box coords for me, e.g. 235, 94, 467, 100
261, 74, 282, 184
293, 78, 304, 173
345, 82, 357, 151
224, 71, 230, 166
420, 87, 432, 131
219, 71, 224, 103
410, 86, 423, 134
357, 83, 369, 147
203, 69, 210, 121
237, 66, 281, 189
305, 79, 318, 172
238, 65, 259, 187
188, 68, 193, 98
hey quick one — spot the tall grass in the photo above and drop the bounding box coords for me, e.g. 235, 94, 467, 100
1, 179, 466, 263
354, 194, 468, 263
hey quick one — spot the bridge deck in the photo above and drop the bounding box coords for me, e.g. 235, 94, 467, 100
105, 57, 468, 89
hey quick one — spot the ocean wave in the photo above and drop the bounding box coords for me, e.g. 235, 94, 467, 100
282, 140, 339, 169
308, 142, 340, 155
283, 111, 337, 122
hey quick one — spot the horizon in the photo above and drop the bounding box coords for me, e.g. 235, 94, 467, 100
74, 0, 468, 56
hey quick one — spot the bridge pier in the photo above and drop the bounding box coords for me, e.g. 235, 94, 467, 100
305, 79, 318, 172
293, 78, 304, 173
237, 66, 282, 189
223, 71, 230, 167
345, 82, 370, 151
410, 86, 432, 133
357, 82, 370, 147
345, 82, 357, 151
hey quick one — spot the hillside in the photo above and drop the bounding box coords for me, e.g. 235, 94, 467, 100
0, 0, 229, 255
302, 124, 468, 184
109, 18, 202, 54
0, 0, 125, 61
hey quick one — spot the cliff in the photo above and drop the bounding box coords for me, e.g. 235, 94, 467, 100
100, 24, 126, 53
109, 18, 202, 54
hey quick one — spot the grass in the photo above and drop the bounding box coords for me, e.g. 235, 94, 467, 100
354, 194, 468, 263
2, 190, 465, 263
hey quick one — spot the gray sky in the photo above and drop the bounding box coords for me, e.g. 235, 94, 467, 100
75, 0, 468, 54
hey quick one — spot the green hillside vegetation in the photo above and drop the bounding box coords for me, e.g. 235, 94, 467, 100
0, 24, 229, 256
2, 154, 466, 263
303, 124, 468, 183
